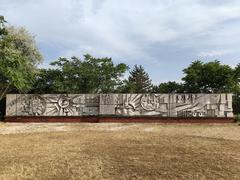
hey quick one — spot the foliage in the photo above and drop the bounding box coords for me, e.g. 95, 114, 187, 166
6, 26, 42, 66
0, 16, 42, 100
233, 63, 240, 92
152, 81, 184, 93
30, 68, 62, 93
0, 15, 7, 36
182, 60, 239, 93
233, 93, 240, 116
32, 54, 128, 93
124, 65, 152, 93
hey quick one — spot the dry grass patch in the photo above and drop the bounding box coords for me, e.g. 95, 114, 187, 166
0, 123, 239, 179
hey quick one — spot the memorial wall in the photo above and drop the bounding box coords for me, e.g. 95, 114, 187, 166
6, 94, 233, 118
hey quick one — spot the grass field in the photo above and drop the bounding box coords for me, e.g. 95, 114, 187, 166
0, 122, 239, 179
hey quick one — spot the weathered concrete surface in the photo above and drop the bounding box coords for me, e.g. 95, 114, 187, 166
6, 94, 234, 118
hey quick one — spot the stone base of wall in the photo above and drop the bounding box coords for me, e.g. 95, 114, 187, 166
4, 116, 99, 123
4, 116, 235, 123
98, 117, 235, 123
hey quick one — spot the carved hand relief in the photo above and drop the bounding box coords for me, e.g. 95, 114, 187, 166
115, 94, 168, 116
141, 94, 168, 112
5, 94, 233, 118
115, 94, 141, 115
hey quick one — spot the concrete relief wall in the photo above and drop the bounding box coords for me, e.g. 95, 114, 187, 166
6, 94, 233, 117
6, 94, 99, 117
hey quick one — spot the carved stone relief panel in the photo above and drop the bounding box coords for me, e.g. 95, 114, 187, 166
6, 94, 99, 116
43, 94, 85, 116
170, 94, 233, 118
99, 94, 116, 115
5, 93, 233, 117
20, 94, 46, 116
115, 94, 169, 116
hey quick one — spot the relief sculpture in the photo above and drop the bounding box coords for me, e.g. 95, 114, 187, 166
115, 94, 168, 116
45, 94, 99, 116
5, 93, 233, 118
45, 94, 81, 116
21, 95, 46, 116
115, 94, 142, 115
173, 94, 233, 117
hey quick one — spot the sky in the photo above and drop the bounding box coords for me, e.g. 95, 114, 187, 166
1, 0, 240, 84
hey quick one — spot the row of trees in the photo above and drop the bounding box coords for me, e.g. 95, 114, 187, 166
31, 59, 240, 94
1, 16, 240, 102
153, 61, 240, 93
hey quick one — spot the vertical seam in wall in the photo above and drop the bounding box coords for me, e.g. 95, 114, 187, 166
16, 94, 18, 116
168, 94, 170, 117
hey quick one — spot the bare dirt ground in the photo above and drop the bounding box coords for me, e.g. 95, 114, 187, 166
0, 122, 239, 180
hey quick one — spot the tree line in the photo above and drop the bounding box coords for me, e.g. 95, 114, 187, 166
1, 16, 240, 101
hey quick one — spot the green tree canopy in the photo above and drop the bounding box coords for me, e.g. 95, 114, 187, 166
32, 54, 128, 93
30, 68, 63, 94
0, 16, 42, 100
124, 65, 152, 93
152, 81, 184, 93
182, 60, 239, 93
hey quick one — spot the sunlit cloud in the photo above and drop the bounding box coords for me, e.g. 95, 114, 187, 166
1, 0, 240, 83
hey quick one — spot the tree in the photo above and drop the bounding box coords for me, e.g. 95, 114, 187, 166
6, 26, 42, 66
0, 16, 42, 100
0, 16, 7, 36
232, 64, 240, 114
182, 60, 238, 93
233, 63, 240, 92
125, 65, 152, 93
152, 81, 184, 93
32, 54, 128, 93
30, 68, 63, 93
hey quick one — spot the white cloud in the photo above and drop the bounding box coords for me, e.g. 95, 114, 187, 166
1, 0, 240, 82
197, 50, 231, 57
